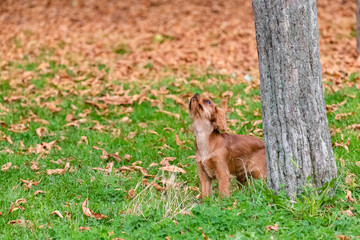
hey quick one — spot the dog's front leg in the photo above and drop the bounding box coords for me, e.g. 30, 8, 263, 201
196, 162, 212, 198
215, 161, 231, 198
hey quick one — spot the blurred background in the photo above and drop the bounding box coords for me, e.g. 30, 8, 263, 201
0, 0, 359, 87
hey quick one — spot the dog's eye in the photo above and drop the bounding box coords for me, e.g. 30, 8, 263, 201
204, 100, 211, 104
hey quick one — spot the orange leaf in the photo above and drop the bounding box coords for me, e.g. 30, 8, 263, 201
82, 198, 108, 220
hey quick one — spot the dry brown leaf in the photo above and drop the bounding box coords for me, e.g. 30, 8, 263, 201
34, 190, 45, 195
0, 211, 2, 216
15, 198, 27, 205
336, 235, 351, 240
333, 134, 350, 152
160, 157, 176, 166
65, 119, 87, 127
147, 130, 159, 135
30, 161, 40, 171
79, 226, 90, 231
338, 158, 345, 168
345, 190, 354, 203
20, 179, 41, 190
77, 136, 88, 145
159, 165, 186, 174
335, 112, 353, 120
36, 127, 48, 138
156, 110, 180, 119
266, 223, 279, 232
52, 210, 64, 218
50, 159, 64, 165
1, 162, 12, 172
117, 166, 133, 172
45, 102, 62, 112
46, 162, 70, 175
127, 189, 136, 199
341, 208, 354, 217
8, 219, 33, 229
65, 114, 74, 122
138, 122, 148, 128
99, 95, 133, 105
344, 174, 357, 186
93, 146, 109, 159
9, 123, 28, 133
124, 154, 132, 160
82, 198, 108, 220
326, 100, 347, 113
166, 95, 187, 108
175, 134, 183, 146
85, 100, 107, 109
128, 131, 137, 139
92, 162, 114, 175
149, 163, 158, 167
9, 202, 25, 213
152, 182, 165, 191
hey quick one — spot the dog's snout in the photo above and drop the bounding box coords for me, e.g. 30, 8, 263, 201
191, 94, 200, 101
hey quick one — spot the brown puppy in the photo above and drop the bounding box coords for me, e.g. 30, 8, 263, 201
189, 94, 266, 198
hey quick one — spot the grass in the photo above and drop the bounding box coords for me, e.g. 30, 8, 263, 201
0, 59, 359, 239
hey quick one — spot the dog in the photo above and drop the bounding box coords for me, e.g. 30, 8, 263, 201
189, 94, 266, 198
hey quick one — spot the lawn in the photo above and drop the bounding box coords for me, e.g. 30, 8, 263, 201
0, 59, 359, 239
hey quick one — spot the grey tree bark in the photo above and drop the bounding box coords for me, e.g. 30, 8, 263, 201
357, 0, 360, 52
252, 0, 337, 197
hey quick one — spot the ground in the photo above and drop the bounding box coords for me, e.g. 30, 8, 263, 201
0, 0, 359, 239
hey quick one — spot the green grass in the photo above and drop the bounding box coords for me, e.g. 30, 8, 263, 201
0, 60, 359, 239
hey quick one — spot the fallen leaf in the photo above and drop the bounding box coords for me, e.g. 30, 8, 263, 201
9, 202, 25, 213
30, 161, 40, 171
127, 189, 135, 199
15, 198, 27, 205
159, 165, 186, 174
128, 131, 137, 139
99, 95, 134, 105
8, 219, 33, 229
52, 210, 63, 218
92, 162, 114, 175
160, 157, 176, 166
266, 223, 279, 232
9, 124, 28, 133
333, 134, 350, 152
46, 162, 70, 175
156, 110, 180, 119
50, 159, 64, 165
345, 190, 354, 202
336, 235, 351, 240
326, 100, 347, 113
335, 112, 353, 120
344, 174, 357, 186
341, 208, 354, 217
36, 127, 48, 138
152, 182, 165, 191
1, 162, 12, 172
77, 136, 88, 145
82, 198, 108, 220
138, 122, 147, 128
124, 154, 131, 160
20, 179, 41, 190
34, 190, 45, 195
79, 226, 90, 231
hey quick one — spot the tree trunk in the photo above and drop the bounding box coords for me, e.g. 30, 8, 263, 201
357, 0, 360, 52
252, 0, 337, 198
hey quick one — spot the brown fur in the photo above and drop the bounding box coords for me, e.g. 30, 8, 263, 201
189, 94, 267, 198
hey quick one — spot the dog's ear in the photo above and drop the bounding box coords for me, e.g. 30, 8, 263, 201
213, 106, 227, 132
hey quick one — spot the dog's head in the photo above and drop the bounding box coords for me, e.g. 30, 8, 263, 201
189, 94, 227, 132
